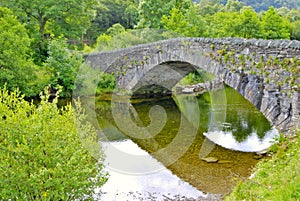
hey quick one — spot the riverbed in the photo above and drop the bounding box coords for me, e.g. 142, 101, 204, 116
84, 86, 278, 200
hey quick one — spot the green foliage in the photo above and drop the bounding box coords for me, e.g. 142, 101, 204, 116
74, 64, 116, 96
137, 0, 171, 28
1, 0, 300, 99
224, 0, 245, 12
207, 11, 239, 37
0, 6, 48, 97
178, 72, 204, 86
0, 7, 30, 68
197, 0, 225, 16
161, 8, 188, 34
95, 25, 180, 51
137, 0, 192, 28
178, 70, 215, 86
96, 31, 145, 51
235, 7, 262, 38
261, 6, 291, 39
268, 133, 287, 154
161, 5, 207, 37
86, 0, 139, 42
96, 34, 113, 51
161, 3, 295, 40
0, 86, 108, 200
238, 0, 300, 11
106, 23, 126, 36
1, 0, 99, 62
95, 23, 134, 51
291, 20, 300, 40
44, 37, 83, 97
226, 129, 300, 201
96, 72, 117, 94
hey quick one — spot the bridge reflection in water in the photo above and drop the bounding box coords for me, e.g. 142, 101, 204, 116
93, 86, 278, 200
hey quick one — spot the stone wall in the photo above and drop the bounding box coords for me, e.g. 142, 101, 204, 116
85, 37, 300, 132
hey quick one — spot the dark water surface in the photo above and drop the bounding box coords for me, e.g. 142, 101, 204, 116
91, 86, 278, 200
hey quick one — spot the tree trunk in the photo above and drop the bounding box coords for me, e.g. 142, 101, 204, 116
38, 10, 47, 51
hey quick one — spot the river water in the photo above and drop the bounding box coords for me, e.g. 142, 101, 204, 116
89, 86, 278, 200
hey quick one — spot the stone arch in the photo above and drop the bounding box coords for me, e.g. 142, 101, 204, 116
104, 39, 222, 92
85, 37, 300, 131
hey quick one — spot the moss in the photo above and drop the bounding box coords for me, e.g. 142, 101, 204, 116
265, 78, 270, 83
217, 49, 226, 56
224, 54, 230, 63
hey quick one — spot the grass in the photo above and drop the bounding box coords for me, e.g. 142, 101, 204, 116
226, 129, 300, 201
178, 70, 215, 86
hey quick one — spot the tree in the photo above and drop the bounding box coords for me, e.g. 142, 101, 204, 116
161, 8, 189, 34
207, 11, 239, 37
290, 20, 300, 40
161, 5, 207, 37
137, 0, 192, 28
0, 6, 47, 97
86, 0, 139, 43
1, 0, 99, 62
183, 5, 208, 36
261, 6, 291, 39
235, 7, 262, 38
286, 8, 300, 22
224, 0, 245, 12
106, 23, 126, 36
238, 0, 300, 12
44, 37, 83, 97
277, 8, 300, 40
94, 23, 180, 52
0, 86, 108, 200
197, 0, 225, 16
95, 24, 154, 51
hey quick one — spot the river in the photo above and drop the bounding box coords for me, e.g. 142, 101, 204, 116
86, 86, 278, 200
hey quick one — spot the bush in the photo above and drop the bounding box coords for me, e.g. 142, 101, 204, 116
226, 129, 300, 201
0, 6, 48, 97
74, 63, 117, 96
0, 86, 108, 200
44, 37, 83, 97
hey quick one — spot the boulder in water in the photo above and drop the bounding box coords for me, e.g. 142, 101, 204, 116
201, 157, 218, 163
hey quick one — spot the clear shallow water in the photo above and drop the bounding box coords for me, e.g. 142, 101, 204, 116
99, 140, 211, 200
90, 86, 278, 199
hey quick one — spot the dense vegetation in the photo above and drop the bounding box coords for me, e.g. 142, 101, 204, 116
0, 86, 108, 200
0, 0, 299, 199
237, 0, 300, 11
1, 0, 299, 97
226, 131, 300, 200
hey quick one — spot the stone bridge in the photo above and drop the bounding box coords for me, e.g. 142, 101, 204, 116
85, 37, 300, 132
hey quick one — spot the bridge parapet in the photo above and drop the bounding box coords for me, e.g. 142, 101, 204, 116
85, 37, 300, 132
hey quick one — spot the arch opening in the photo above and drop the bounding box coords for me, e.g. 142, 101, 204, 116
131, 61, 216, 98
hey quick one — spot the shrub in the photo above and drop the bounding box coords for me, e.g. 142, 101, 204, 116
44, 37, 83, 98
0, 86, 108, 200
0, 6, 48, 97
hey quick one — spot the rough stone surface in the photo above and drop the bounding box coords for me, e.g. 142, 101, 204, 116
85, 37, 300, 132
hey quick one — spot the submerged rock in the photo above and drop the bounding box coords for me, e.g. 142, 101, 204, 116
256, 148, 269, 155
201, 157, 218, 163
217, 160, 233, 164
253, 155, 264, 160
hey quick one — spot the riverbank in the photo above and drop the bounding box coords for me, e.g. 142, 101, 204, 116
225, 129, 300, 200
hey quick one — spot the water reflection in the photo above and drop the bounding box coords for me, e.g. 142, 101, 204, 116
100, 140, 212, 200
203, 128, 278, 152
175, 86, 278, 151
93, 85, 278, 197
